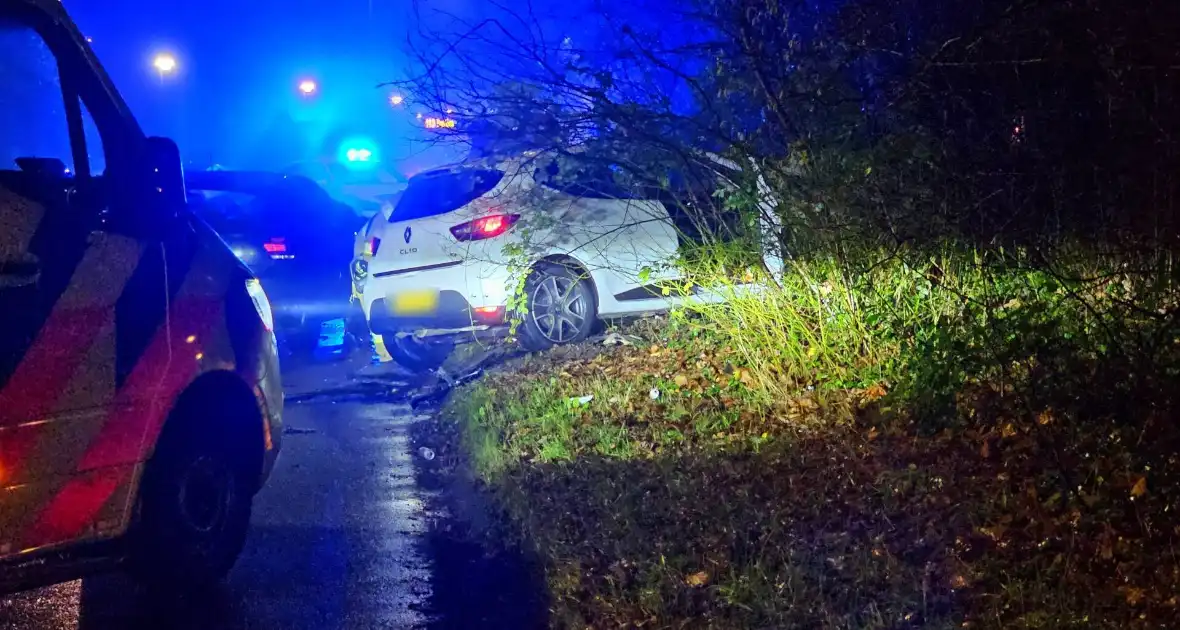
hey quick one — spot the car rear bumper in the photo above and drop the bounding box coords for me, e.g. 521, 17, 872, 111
262, 270, 355, 326
368, 291, 506, 337
361, 259, 512, 337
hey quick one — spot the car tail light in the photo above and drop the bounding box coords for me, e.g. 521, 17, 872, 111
263, 237, 294, 260
366, 237, 381, 257
472, 305, 506, 323
450, 214, 520, 241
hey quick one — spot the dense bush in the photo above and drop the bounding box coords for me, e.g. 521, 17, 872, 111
412, 1, 1180, 626
401, 0, 1180, 405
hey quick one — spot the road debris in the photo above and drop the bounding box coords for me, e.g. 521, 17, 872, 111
602, 332, 642, 346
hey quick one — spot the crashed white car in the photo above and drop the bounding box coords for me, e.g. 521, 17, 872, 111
354, 153, 780, 369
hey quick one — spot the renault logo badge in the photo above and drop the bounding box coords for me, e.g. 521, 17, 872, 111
404, 226, 412, 244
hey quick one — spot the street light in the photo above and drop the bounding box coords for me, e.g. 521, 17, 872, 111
389, 94, 404, 106
298, 79, 318, 96
152, 53, 177, 76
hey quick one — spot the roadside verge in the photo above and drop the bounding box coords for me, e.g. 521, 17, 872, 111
441, 324, 1180, 628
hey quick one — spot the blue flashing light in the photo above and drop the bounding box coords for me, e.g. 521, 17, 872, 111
346, 148, 373, 162
337, 137, 379, 170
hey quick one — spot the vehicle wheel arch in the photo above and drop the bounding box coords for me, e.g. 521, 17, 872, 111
531, 253, 600, 314
515, 255, 600, 351
156, 370, 265, 493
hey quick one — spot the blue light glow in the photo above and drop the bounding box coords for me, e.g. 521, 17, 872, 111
346, 147, 373, 162
338, 136, 379, 169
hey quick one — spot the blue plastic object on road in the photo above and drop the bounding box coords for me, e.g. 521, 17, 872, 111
313, 317, 348, 360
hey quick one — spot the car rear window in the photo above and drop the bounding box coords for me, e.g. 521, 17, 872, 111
392, 168, 503, 222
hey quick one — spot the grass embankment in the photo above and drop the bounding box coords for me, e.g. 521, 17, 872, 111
444, 252, 1180, 629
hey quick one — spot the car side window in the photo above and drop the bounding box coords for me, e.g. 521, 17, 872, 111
0, 24, 104, 177
533, 159, 565, 191
534, 158, 639, 200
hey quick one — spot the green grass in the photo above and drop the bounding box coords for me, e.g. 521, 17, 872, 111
442, 245, 1180, 628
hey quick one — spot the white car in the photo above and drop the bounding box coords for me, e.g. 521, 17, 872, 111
356, 153, 775, 369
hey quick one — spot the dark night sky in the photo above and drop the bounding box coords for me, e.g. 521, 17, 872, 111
62, 0, 473, 170
6, 0, 621, 173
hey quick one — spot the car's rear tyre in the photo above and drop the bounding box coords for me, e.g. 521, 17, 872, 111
517, 262, 596, 352
128, 410, 254, 593
388, 336, 455, 372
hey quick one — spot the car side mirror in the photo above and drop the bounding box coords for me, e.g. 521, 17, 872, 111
146, 136, 187, 213
15, 156, 69, 177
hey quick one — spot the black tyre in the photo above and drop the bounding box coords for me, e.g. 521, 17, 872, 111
128, 411, 255, 592
388, 335, 456, 372
517, 262, 596, 352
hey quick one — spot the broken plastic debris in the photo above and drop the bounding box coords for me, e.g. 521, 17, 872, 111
567, 394, 594, 406
418, 447, 436, 461
649, 387, 660, 400
434, 367, 455, 387
457, 368, 483, 385
602, 332, 640, 346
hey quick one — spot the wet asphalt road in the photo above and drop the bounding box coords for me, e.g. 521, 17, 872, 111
0, 365, 443, 629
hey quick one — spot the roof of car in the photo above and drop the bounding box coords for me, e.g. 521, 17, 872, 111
186, 170, 323, 195
6, 0, 68, 16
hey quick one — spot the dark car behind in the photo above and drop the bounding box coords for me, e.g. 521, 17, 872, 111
186, 170, 366, 362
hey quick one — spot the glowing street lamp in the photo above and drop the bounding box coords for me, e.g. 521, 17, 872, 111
298, 79, 318, 96
152, 53, 178, 78
389, 94, 404, 106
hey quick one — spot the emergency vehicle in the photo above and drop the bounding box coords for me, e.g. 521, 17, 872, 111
0, 0, 282, 593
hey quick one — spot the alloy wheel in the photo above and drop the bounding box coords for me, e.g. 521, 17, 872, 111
530, 275, 588, 343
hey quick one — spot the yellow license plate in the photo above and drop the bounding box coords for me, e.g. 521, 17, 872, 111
391, 290, 439, 315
